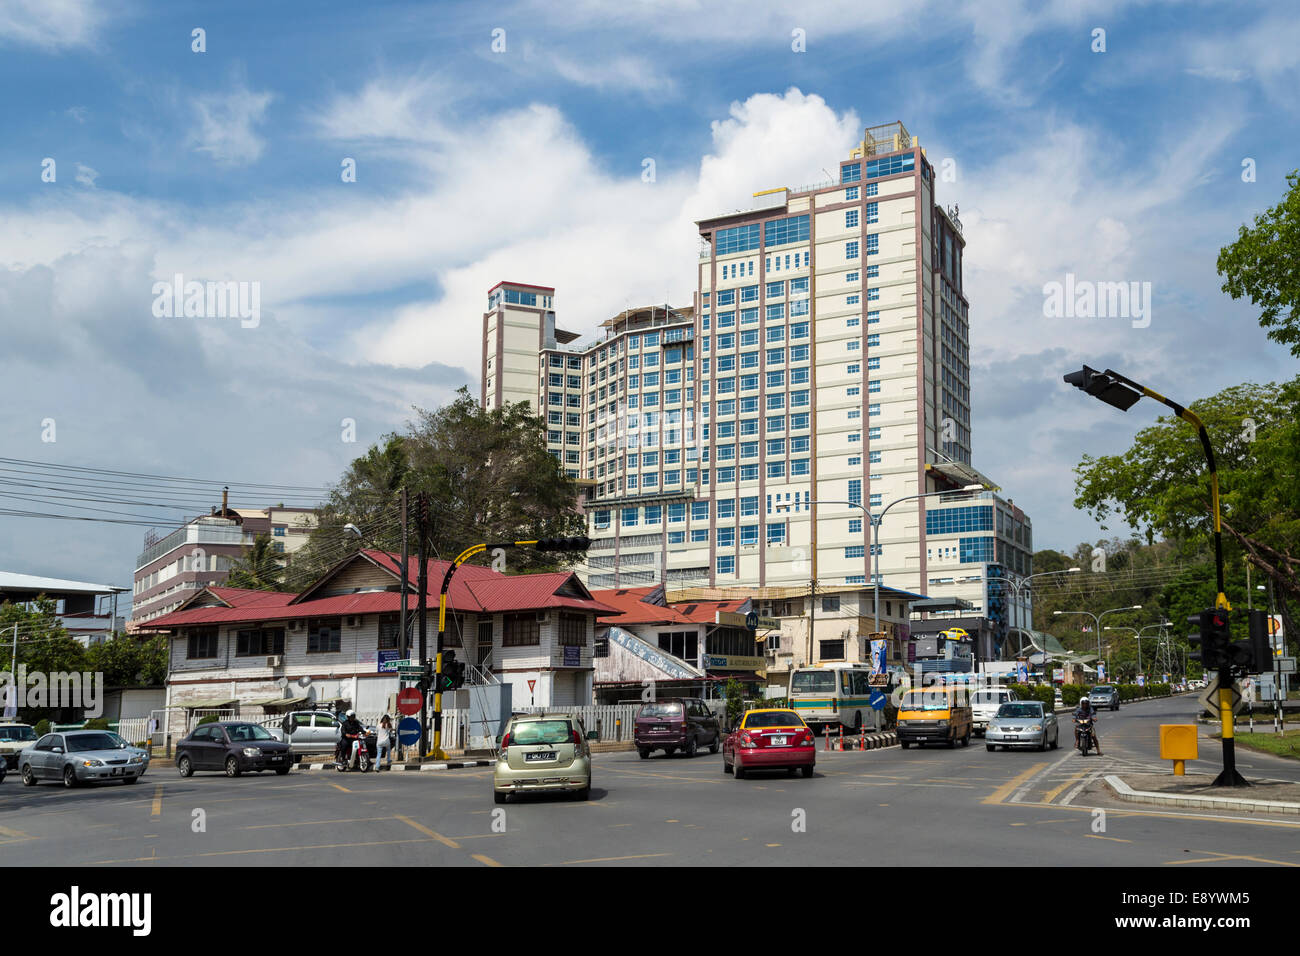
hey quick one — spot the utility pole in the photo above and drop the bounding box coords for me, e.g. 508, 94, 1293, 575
416, 492, 429, 753
399, 486, 409, 661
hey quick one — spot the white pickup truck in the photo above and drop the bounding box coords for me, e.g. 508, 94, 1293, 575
970, 688, 1019, 736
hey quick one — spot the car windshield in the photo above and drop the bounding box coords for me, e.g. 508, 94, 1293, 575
744, 711, 803, 728
66, 733, 123, 752
901, 692, 952, 711
972, 692, 1008, 704
226, 724, 275, 741
640, 702, 683, 717
790, 671, 836, 694
1092, 687, 1113, 694
996, 703, 1043, 718
511, 720, 573, 745
0, 726, 36, 742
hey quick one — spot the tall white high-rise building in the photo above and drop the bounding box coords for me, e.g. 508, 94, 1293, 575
481, 123, 1034, 667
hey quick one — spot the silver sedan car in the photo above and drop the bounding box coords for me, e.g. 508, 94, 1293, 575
20, 730, 150, 787
985, 701, 1059, 752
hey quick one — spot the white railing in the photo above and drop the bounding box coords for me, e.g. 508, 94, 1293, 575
515, 704, 640, 742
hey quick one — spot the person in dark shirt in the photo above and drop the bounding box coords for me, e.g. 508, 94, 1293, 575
339, 710, 365, 766
1073, 697, 1103, 755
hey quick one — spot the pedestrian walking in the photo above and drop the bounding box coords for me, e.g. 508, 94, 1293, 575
377, 714, 394, 770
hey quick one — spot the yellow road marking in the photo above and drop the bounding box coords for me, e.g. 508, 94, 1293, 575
472, 854, 502, 867
244, 816, 394, 830
394, 814, 459, 848
1167, 850, 1299, 867
1086, 834, 1132, 843
550, 853, 672, 865
983, 762, 1050, 805
1042, 772, 1087, 804
151, 784, 163, 817
328, 783, 351, 793
0, 825, 32, 841
766, 843, 782, 847
91, 837, 438, 864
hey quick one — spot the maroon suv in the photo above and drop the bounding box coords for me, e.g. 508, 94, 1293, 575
634, 698, 721, 758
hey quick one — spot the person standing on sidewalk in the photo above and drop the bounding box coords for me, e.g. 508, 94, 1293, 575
376, 714, 394, 770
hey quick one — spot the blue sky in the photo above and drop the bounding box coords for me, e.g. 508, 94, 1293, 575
1, 0, 1298, 590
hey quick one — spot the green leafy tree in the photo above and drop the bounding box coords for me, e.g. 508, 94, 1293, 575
225, 532, 288, 591
85, 634, 169, 686
724, 678, 745, 730
293, 389, 585, 585
1217, 170, 1300, 357
0, 597, 86, 724
1071, 377, 1299, 647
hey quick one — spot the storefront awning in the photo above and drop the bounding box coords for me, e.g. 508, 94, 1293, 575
250, 695, 308, 709
178, 698, 237, 710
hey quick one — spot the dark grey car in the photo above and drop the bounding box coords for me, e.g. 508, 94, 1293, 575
20, 731, 150, 787
176, 721, 293, 777
1088, 685, 1120, 711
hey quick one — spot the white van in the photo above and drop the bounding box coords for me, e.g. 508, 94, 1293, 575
970, 687, 1019, 736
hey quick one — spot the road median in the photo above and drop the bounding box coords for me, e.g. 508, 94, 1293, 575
1104, 772, 1300, 816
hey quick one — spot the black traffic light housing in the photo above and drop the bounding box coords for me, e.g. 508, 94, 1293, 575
435, 650, 466, 692
1188, 608, 1230, 671
1224, 609, 1273, 674
533, 536, 592, 552
1063, 366, 1143, 411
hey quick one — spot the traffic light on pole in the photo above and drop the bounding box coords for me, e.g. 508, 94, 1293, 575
1188, 608, 1229, 671
1224, 609, 1273, 674
1062, 366, 1143, 411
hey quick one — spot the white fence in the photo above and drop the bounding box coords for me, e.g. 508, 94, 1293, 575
516, 704, 641, 742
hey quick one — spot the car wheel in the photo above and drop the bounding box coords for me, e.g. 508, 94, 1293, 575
1038, 738, 1048, 752
800, 765, 814, 778
986, 743, 995, 752
494, 790, 508, 804
787, 767, 798, 777
125, 775, 141, 784
63, 765, 78, 788
22, 764, 38, 786
733, 760, 745, 780
723, 757, 731, 775
947, 734, 956, 749
685, 736, 698, 758
638, 747, 650, 759
1050, 731, 1059, 750
275, 765, 291, 775
709, 734, 719, 755
901, 741, 911, 749
853, 712, 863, 734
664, 748, 676, 758
961, 730, 971, 747
177, 755, 193, 777
225, 756, 242, 778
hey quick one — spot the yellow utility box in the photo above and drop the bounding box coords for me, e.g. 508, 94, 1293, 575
1159, 724, 1198, 775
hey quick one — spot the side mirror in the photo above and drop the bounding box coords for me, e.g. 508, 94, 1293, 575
52, 747, 64, 754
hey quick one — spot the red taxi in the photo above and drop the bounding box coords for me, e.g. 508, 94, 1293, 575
723, 708, 816, 779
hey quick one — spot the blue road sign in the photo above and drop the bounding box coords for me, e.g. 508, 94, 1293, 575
398, 717, 421, 746
869, 689, 887, 710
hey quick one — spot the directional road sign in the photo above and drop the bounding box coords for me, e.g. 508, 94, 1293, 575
1199, 679, 1244, 718
397, 717, 421, 746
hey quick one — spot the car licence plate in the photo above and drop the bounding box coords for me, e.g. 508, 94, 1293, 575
111, 768, 123, 776
1005, 735, 1019, 740
772, 736, 788, 746
525, 752, 556, 762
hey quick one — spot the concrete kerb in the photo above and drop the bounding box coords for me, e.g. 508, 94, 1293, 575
1104, 774, 1300, 816
292, 758, 494, 773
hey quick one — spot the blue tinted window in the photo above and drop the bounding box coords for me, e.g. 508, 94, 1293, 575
925, 506, 994, 535
765, 215, 810, 248
841, 162, 861, 183
716, 224, 760, 255
959, 536, 995, 563
864, 152, 915, 179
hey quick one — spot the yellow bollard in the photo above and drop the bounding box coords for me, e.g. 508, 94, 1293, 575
1160, 724, 1198, 774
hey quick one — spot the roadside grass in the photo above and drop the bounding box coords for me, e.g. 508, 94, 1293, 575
1212, 728, 1300, 760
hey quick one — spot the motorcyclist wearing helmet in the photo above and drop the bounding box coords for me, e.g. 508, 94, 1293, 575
339, 710, 366, 766
1073, 695, 1103, 755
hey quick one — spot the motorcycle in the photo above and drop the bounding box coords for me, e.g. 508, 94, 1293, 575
335, 730, 377, 772
1075, 716, 1095, 756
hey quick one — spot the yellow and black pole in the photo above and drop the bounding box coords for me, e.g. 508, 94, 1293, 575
427, 536, 591, 761
1064, 366, 1247, 786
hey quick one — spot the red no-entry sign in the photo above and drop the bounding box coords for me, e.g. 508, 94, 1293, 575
397, 687, 423, 716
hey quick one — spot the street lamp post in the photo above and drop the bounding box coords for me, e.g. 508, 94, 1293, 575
1054, 605, 1141, 681
1104, 621, 1171, 678
991, 567, 1082, 657
775, 484, 981, 669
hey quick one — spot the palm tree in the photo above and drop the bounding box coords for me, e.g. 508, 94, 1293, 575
225, 533, 287, 591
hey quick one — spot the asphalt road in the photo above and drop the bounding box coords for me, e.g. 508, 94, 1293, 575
2, 694, 1297, 867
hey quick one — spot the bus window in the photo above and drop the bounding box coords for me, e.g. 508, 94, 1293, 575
791, 671, 836, 694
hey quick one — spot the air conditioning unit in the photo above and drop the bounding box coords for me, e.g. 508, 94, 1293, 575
266, 655, 283, 667
535, 612, 547, 622
287, 621, 299, 631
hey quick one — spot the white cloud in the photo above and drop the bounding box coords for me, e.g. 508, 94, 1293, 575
312, 73, 454, 144
1185, 66, 1249, 83
74, 163, 98, 187
66, 105, 88, 123
187, 80, 276, 166
0, 0, 104, 50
